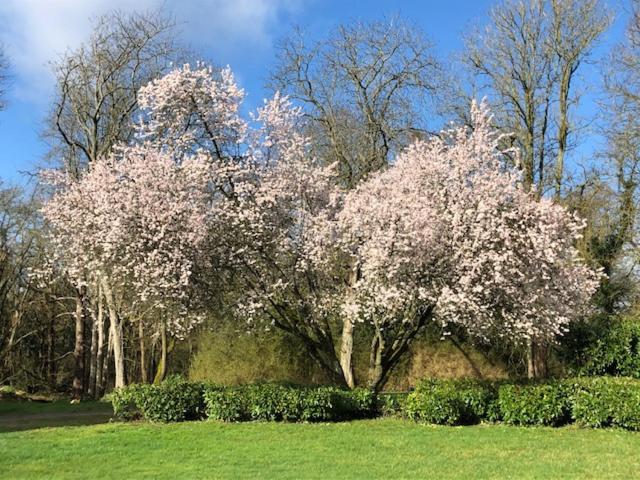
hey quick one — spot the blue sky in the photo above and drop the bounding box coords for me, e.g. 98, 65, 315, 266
0, 0, 630, 186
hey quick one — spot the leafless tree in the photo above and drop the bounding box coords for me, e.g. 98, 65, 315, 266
466, 0, 609, 199
270, 17, 442, 189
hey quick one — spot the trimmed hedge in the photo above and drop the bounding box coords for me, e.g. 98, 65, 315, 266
575, 317, 640, 378
568, 377, 640, 430
498, 382, 570, 426
112, 376, 205, 422
114, 380, 374, 423
404, 377, 640, 430
405, 379, 497, 425
112, 376, 640, 430
203, 384, 375, 422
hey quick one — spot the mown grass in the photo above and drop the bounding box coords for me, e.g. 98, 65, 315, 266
1, 418, 639, 479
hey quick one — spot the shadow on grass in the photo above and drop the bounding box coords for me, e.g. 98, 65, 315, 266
0, 401, 113, 433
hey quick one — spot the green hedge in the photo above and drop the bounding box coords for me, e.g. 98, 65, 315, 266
568, 377, 640, 430
203, 384, 375, 423
113, 380, 374, 423
112, 376, 205, 422
403, 377, 640, 430
498, 382, 570, 426
112, 376, 640, 430
405, 379, 497, 425
576, 318, 640, 378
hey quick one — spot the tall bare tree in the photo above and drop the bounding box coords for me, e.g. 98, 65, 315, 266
270, 17, 441, 189
44, 10, 178, 398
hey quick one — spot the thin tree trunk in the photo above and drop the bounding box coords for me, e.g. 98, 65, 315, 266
47, 312, 56, 389
153, 321, 168, 385
339, 261, 359, 389
95, 288, 105, 396
139, 320, 148, 383
102, 278, 125, 389
72, 287, 86, 400
87, 296, 98, 397
101, 322, 113, 394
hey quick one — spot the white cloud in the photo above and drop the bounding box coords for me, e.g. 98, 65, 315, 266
0, 0, 301, 103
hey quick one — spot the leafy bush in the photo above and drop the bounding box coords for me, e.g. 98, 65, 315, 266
112, 376, 204, 422
576, 317, 640, 378
203, 386, 249, 422
568, 377, 640, 430
405, 379, 496, 425
377, 392, 409, 417
203, 383, 374, 422
498, 382, 570, 426
112, 383, 149, 421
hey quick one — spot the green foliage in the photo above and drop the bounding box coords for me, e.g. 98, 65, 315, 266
203, 383, 375, 422
377, 392, 409, 417
405, 379, 496, 425
111, 384, 148, 421
112, 376, 204, 422
575, 317, 640, 378
497, 382, 570, 426
568, 377, 640, 430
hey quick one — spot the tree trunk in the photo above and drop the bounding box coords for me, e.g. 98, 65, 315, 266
368, 331, 386, 392
102, 278, 125, 388
527, 339, 548, 379
101, 323, 113, 393
139, 320, 148, 383
94, 289, 105, 396
47, 312, 56, 389
339, 318, 355, 389
87, 296, 98, 397
153, 321, 168, 385
339, 261, 360, 389
72, 287, 86, 400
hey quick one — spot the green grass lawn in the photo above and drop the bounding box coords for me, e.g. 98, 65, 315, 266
1, 417, 639, 479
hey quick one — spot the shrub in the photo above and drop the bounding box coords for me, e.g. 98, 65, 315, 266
377, 392, 409, 417
112, 376, 205, 422
497, 382, 570, 426
203, 383, 375, 422
568, 377, 640, 430
204, 386, 249, 422
405, 379, 496, 425
112, 383, 149, 421
575, 317, 640, 378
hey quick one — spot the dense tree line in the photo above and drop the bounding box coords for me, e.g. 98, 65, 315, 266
1, 1, 640, 397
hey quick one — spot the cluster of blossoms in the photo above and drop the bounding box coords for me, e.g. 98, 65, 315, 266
42, 145, 211, 334
336, 102, 601, 343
